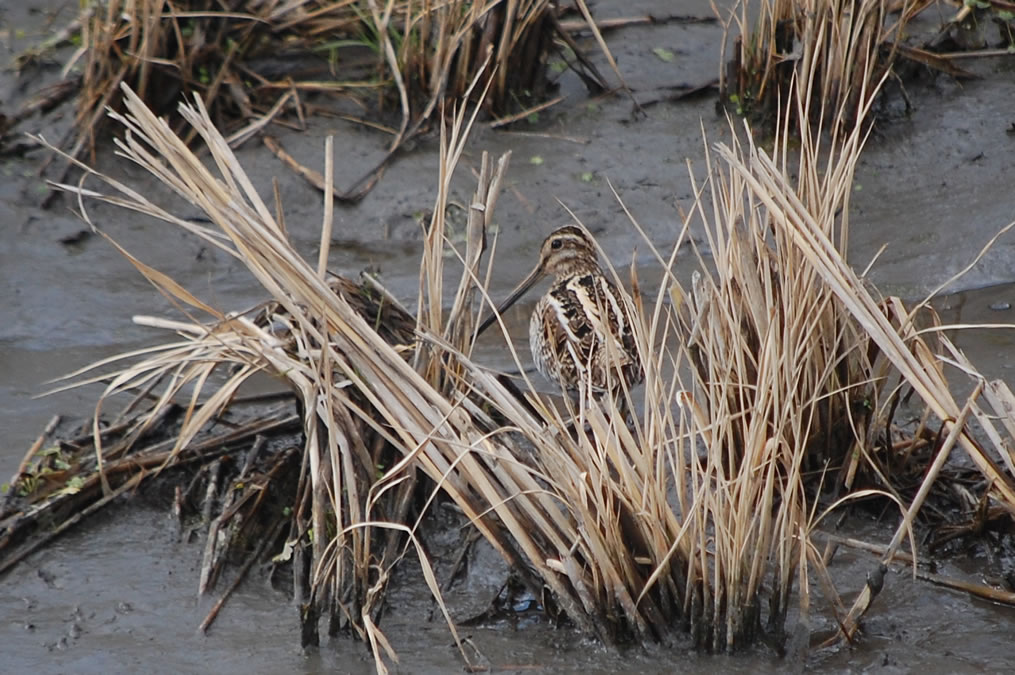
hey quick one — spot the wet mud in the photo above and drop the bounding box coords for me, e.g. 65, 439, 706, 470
3, 0, 1015, 670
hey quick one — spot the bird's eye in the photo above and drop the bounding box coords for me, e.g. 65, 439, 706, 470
550, 239, 563, 250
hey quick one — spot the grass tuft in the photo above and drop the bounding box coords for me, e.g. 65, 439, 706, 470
718, 0, 910, 130
23, 0, 615, 203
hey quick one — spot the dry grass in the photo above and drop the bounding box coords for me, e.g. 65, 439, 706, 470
466, 0, 1015, 649
24, 71, 556, 668
31, 0, 614, 203
5, 1, 1015, 668
718, 0, 910, 129
668, 0, 1015, 645
30, 88, 435, 655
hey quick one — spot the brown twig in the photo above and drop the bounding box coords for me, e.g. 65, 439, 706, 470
818, 532, 917, 565
837, 384, 983, 642
638, 79, 720, 108
819, 530, 1015, 607
441, 527, 482, 593
489, 96, 565, 128
263, 134, 386, 204
0, 78, 80, 140
199, 458, 225, 594
225, 91, 293, 148
895, 44, 978, 78
557, 14, 718, 32
200, 515, 286, 633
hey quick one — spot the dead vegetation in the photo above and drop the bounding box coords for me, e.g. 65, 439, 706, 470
717, 0, 906, 129
3, 0, 1015, 671
717, 0, 1015, 129
8, 0, 614, 203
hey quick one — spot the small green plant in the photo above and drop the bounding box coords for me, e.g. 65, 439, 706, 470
58, 476, 86, 496
651, 46, 675, 62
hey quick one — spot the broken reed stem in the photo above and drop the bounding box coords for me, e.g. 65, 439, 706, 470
0, 415, 61, 514
883, 381, 983, 562
0, 413, 299, 574
837, 381, 984, 640
200, 516, 286, 633
318, 135, 334, 278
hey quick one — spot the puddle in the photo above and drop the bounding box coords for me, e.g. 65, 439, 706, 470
3, 0, 1015, 670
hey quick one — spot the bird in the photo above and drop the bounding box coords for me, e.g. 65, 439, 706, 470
477, 225, 642, 401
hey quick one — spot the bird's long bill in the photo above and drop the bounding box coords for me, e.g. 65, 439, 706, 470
476, 264, 545, 337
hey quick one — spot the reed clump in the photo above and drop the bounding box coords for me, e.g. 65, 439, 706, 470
11, 75, 550, 667
5, 2, 1015, 669
14, 76, 1013, 661
721, 0, 1013, 128
718, 0, 912, 130
25, 0, 610, 202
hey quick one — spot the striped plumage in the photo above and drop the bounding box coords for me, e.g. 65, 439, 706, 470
479, 225, 642, 398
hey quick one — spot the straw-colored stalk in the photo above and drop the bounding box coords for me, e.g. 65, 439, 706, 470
42, 82, 502, 666
55, 0, 608, 190
678, 0, 1015, 646
719, 0, 907, 129
40, 0, 1015, 659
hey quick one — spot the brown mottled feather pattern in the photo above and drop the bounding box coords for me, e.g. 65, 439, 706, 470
480, 224, 642, 398
530, 271, 642, 395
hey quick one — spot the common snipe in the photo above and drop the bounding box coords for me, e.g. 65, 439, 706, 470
478, 225, 642, 400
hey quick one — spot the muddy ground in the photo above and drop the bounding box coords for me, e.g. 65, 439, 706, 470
2, 0, 1015, 671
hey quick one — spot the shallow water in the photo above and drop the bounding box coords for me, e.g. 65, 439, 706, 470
3, 0, 1015, 670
